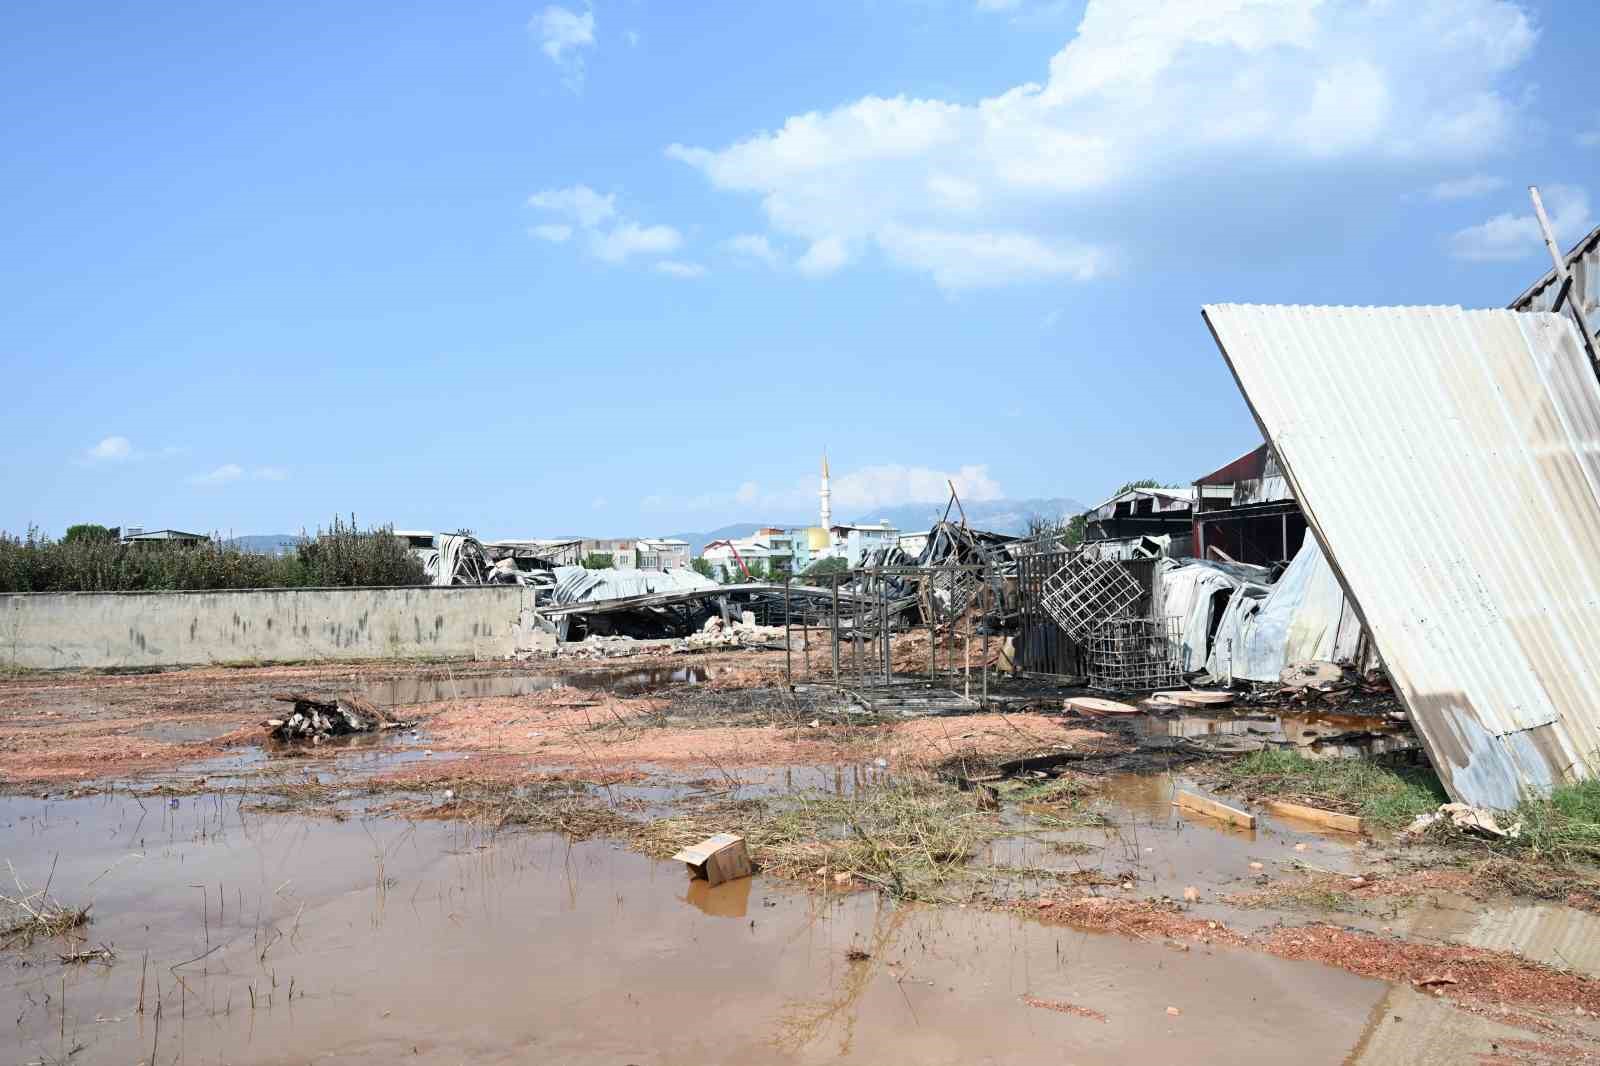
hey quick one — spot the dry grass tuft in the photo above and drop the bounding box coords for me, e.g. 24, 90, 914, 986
1, 864, 89, 950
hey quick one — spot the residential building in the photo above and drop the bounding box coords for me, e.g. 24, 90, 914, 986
701, 538, 773, 581
829, 521, 900, 566
580, 537, 690, 570
636, 538, 691, 570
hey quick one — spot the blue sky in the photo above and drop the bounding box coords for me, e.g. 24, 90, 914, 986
2, 0, 1594, 539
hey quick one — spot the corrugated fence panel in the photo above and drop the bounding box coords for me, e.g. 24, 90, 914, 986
1204, 304, 1600, 808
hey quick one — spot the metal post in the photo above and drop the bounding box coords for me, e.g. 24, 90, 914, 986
881, 579, 891, 682
1531, 185, 1599, 370
927, 574, 936, 681
831, 577, 840, 681
783, 576, 792, 685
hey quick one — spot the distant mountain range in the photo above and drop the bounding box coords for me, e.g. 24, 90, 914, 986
667, 496, 1088, 555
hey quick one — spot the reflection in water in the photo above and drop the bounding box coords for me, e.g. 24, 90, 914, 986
685, 874, 754, 918
1136, 710, 1417, 758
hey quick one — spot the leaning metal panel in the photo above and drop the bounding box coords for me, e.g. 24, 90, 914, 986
1039, 555, 1142, 641
1086, 616, 1183, 693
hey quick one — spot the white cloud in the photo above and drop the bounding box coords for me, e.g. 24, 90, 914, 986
1449, 185, 1593, 262
190, 464, 244, 486
528, 184, 685, 266
1428, 174, 1506, 201
877, 225, 1106, 288
727, 233, 782, 268
624, 29, 640, 47
976, 0, 1023, 9
529, 223, 574, 242
187, 464, 287, 487
669, 0, 1538, 289
527, 185, 616, 228
531, 5, 595, 90
654, 259, 706, 278
86, 436, 132, 462
796, 236, 848, 277
590, 222, 682, 263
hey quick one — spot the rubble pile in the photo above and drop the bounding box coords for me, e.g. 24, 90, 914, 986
678, 613, 787, 652
264, 692, 406, 742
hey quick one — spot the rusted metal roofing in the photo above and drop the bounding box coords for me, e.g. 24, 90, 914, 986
1203, 303, 1600, 809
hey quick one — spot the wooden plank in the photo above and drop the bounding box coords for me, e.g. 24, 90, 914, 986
1065, 697, 1141, 716
1173, 790, 1256, 829
1261, 799, 1364, 834
1152, 690, 1234, 708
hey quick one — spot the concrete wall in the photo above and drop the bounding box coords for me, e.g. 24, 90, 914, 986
0, 585, 553, 671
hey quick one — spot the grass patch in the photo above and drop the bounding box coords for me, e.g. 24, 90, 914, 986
634, 771, 998, 900
1213, 750, 1446, 829
1229, 877, 1357, 913
1505, 780, 1600, 863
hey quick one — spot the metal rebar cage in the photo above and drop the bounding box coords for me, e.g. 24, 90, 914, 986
1039, 554, 1142, 641
1086, 616, 1183, 693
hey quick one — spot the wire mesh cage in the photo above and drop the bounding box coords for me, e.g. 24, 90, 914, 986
1086, 616, 1183, 693
1038, 555, 1143, 641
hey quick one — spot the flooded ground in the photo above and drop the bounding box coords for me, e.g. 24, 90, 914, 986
0, 789, 1525, 1066
5, 652, 1600, 1063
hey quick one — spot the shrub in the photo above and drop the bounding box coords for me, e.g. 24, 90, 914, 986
0, 516, 425, 592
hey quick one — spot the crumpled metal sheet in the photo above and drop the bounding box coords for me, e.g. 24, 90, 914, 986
1203, 539, 1364, 685
1205, 303, 1600, 808
549, 565, 719, 605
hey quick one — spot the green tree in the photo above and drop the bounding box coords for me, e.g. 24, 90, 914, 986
690, 557, 715, 579
582, 552, 615, 570
63, 524, 116, 544
801, 557, 849, 580
1110, 478, 1178, 495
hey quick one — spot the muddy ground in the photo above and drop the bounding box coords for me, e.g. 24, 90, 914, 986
3, 647, 1600, 1064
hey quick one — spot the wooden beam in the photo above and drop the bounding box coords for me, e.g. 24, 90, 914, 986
1261, 799, 1364, 835
1174, 790, 1256, 829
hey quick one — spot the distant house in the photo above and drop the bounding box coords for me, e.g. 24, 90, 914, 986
636, 538, 691, 570
119, 528, 209, 548
701, 538, 773, 581
829, 521, 899, 567
581, 537, 691, 570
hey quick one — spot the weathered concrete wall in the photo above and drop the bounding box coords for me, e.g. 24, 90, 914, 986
0, 586, 552, 670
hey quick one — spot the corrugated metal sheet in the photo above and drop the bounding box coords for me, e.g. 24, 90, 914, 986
1511, 222, 1600, 319
1203, 304, 1600, 809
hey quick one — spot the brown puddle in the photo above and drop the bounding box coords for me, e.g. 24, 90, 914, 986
0, 789, 1449, 1066
1133, 709, 1417, 757
9, 767, 1599, 1065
